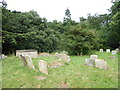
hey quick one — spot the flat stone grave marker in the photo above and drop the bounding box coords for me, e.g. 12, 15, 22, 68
99, 49, 103, 52
20, 54, 28, 66
48, 60, 64, 68
109, 56, 116, 60
106, 49, 110, 53
38, 60, 48, 75
85, 58, 95, 67
95, 59, 107, 69
25, 55, 35, 70
111, 50, 116, 55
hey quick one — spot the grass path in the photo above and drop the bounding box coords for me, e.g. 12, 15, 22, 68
1, 51, 118, 88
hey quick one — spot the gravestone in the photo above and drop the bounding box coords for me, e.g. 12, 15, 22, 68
20, 54, 28, 66
99, 49, 103, 52
111, 50, 116, 55
25, 55, 35, 70
59, 54, 70, 63
90, 55, 98, 60
48, 60, 64, 68
106, 49, 110, 53
95, 59, 107, 69
38, 60, 48, 75
116, 48, 119, 53
16, 50, 37, 58
85, 58, 95, 67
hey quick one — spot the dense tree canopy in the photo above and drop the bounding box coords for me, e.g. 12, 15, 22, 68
2, 2, 119, 55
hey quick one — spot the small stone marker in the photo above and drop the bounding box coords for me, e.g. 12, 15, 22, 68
85, 58, 95, 67
25, 55, 35, 70
20, 54, 28, 66
106, 49, 110, 53
116, 48, 119, 53
111, 50, 116, 55
95, 59, 107, 69
38, 60, 48, 75
99, 49, 103, 52
90, 55, 98, 60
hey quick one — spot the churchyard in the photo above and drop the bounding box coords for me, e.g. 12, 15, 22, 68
1, 50, 118, 88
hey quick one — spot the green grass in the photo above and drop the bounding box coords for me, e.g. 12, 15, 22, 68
1, 51, 118, 88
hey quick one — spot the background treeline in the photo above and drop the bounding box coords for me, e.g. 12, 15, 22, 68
1, 1, 120, 55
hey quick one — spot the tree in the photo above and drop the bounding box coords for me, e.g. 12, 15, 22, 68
107, 2, 120, 49
63, 24, 99, 55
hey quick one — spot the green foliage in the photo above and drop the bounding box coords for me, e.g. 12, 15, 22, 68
63, 24, 99, 55
107, 2, 120, 49
2, 2, 119, 55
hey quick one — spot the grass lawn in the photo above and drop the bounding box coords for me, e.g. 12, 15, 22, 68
1, 51, 118, 88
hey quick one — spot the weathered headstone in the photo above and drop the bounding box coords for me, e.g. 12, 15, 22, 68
111, 50, 116, 55
59, 54, 70, 63
20, 54, 28, 66
16, 50, 38, 58
85, 58, 95, 67
106, 49, 110, 53
90, 55, 98, 60
116, 48, 119, 53
95, 59, 107, 69
25, 55, 35, 70
38, 60, 48, 74
99, 49, 103, 52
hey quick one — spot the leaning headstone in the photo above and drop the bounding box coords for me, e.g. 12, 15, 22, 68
90, 55, 98, 60
85, 58, 95, 67
111, 50, 116, 55
99, 49, 103, 52
25, 55, 35, 70
38, 60, 48, 75
20, 54, 28, 66
106, 49, 110, 53
95, 59, 108, 69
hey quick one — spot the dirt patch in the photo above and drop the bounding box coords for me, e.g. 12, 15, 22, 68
58, 81, 69, 88
36, 76, 47, 80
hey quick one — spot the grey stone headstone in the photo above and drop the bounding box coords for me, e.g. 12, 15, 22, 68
25, 55, 35, 70
106, 49, 110, 53
20, 54, 28, 66
99, 49, 103, 52
95, 59, 107, 69
38, 60, 48, 75
85, 58, 95, 67
116, 48, 119, 53
111, 50, 116, 55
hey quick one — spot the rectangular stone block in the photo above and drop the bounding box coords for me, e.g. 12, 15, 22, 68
99, 49, 103, 52
111, 50, 116, 55
38, 60, 48, 75
95, 59, 107, 69
106, 49, 110, 53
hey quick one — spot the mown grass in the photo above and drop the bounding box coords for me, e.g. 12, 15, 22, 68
1, 51, 118, 88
